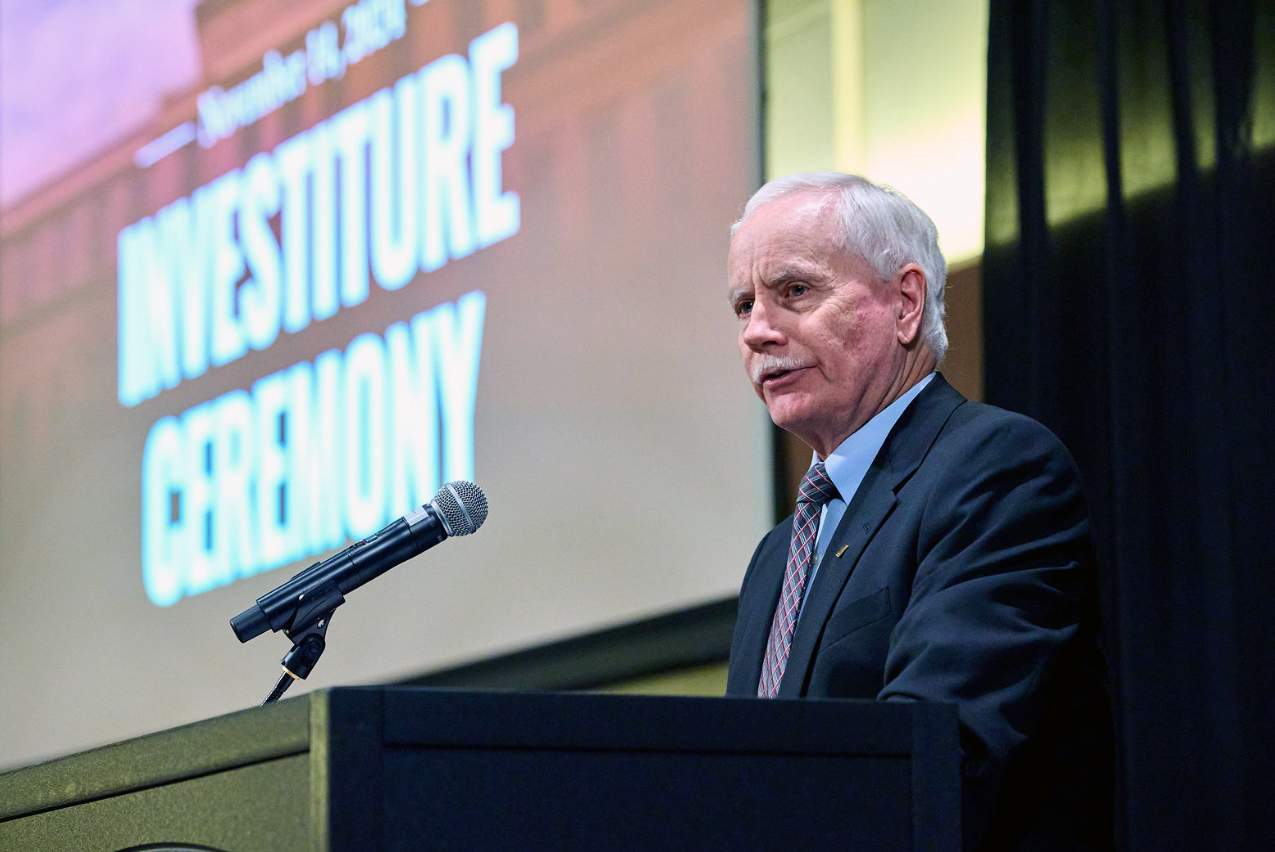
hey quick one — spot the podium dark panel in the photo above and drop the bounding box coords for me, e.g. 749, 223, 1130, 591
0, 688, 959, 851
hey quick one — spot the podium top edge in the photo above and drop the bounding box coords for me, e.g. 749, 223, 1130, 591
0, 688, 957, 821
0, 693, 310, 820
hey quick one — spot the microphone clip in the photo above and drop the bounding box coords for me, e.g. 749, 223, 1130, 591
262, 583, 344, 705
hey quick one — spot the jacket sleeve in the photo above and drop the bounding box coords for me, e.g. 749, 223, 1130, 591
877, 413, 1098, 848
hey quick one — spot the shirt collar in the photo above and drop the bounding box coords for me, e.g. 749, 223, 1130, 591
818, 373, 935, 505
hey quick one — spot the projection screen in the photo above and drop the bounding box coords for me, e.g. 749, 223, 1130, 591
0, 0, 766, 771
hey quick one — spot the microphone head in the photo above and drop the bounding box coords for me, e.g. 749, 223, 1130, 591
434, 481, 488, 536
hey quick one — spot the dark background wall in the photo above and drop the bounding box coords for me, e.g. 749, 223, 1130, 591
984, 1, 1275, 848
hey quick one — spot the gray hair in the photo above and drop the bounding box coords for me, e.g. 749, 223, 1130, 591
732, 172, 948, 362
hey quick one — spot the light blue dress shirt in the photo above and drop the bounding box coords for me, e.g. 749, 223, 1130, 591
799, 373, 935, 618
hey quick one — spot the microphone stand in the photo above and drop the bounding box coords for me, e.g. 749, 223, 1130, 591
260, 583, 345, 705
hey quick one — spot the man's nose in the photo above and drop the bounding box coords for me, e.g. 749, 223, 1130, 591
741, 301, 784, 348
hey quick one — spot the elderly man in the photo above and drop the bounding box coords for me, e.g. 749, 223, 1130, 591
725, 173, 1113, 851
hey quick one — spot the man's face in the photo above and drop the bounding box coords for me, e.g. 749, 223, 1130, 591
728, 191, 907, 456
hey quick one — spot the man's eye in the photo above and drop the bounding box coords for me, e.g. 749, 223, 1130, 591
735, 300, 753, 316
787, 284, 808, 298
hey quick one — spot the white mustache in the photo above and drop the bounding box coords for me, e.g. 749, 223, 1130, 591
750, 355, 807, 384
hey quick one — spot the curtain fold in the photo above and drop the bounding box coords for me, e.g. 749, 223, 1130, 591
984, 1, 1275, 848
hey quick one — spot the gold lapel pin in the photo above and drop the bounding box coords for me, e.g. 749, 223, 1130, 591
836, 545, 849, 558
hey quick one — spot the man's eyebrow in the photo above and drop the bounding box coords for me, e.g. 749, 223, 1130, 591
728, 263, 824, 304
762, 263, 825, 289
766, 267, 809, 286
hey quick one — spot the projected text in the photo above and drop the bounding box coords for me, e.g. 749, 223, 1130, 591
119, 22, 519, 408
140, 292, 485, 607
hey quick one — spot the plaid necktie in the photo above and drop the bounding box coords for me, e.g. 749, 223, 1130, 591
758, 461, 837, 697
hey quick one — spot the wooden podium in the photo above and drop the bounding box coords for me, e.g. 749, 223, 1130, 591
0, 688, 960, 851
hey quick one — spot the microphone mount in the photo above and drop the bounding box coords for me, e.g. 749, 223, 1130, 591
235, 480, 488, 706
262, 582, 344, 705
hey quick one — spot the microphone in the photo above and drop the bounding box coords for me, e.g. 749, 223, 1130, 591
230, 480, 488, 643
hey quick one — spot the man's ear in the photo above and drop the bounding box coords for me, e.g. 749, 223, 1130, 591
895, 263, 927, 346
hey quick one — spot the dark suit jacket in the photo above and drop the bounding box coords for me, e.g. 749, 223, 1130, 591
727, 374, 1114, 851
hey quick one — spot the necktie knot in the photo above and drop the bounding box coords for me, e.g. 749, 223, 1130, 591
797, 461, 837, 507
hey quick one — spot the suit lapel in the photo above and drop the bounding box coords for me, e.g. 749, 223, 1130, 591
728, 524, 792, 694
777, 466, 896, 697
778, 373, 967, 697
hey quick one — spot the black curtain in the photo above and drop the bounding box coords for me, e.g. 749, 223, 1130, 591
984, 1, 1275, 849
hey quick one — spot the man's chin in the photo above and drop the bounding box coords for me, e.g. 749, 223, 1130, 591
764, 400, 812, 436
765, 392, 840, 446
